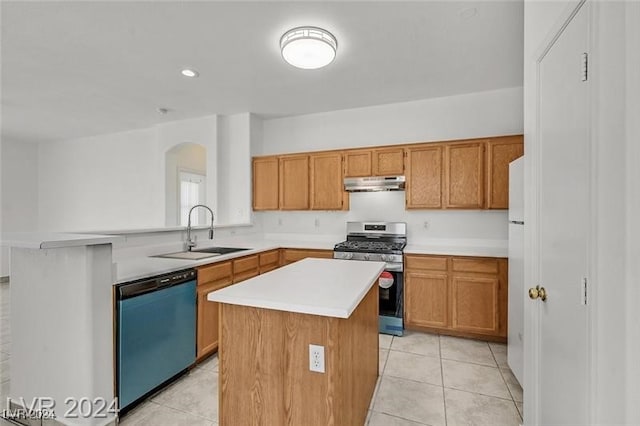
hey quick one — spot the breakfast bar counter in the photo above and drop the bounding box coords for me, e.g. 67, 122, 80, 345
207, 258, 385, 426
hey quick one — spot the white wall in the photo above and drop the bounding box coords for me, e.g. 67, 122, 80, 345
591, 2, 628, 422
217, 113, 252, 225
259, 87, 523, 244
626, 2, 640, 423
38, 127, 164, 231
157, 116, 218, 224
261, 192, 509, 243
261, 87, 523, 155
165, 143, 207, 226
36, 115, 223, 232
0, 140, 39, 276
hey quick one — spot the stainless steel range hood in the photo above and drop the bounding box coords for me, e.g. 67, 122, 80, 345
344, 176, 406, 192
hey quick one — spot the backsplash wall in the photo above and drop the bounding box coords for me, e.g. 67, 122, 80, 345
258, 191, 508, 244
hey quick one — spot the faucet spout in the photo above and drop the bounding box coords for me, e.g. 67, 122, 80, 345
186, 204, 215, 251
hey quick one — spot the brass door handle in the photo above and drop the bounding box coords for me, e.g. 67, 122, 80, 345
528, 285, 548, 302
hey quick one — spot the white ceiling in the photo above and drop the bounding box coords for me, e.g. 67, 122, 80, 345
1, 1, 523, 143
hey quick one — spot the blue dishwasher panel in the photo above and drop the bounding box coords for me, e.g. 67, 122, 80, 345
118, 280, 196, 410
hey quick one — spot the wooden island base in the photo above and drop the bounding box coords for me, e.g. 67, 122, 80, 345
218, 285, 379, 426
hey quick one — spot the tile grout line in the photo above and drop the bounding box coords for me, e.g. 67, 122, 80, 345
439, 334, 449, 426
491, 345, 523, 421
368, 408, 430, 426
442, 384, 519, 402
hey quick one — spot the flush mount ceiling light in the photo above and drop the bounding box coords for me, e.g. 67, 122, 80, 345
181, 68, 199, 78
280, 26, 337, 70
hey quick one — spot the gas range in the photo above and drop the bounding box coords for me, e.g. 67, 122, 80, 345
333, 221, 407, 336
333, 222, 407, 269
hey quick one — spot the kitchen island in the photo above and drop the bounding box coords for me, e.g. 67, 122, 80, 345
208, 257, 384, 426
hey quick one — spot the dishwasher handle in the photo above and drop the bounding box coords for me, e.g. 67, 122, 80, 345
118, 269, 196, 300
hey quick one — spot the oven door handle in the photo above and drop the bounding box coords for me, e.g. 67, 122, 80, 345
384, 263, 403, 272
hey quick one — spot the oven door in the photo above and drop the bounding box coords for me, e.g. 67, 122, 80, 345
378, 268, 403, 336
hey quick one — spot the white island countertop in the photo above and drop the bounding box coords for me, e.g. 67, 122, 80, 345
207, 257, 385, 319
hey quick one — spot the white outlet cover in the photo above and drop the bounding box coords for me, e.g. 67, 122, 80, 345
309, 344, 325, 373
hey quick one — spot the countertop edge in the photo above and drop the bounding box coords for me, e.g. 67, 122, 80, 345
115, 239, 508, 283
207, 259, 385, 319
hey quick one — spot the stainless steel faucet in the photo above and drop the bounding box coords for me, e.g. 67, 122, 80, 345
186, 204, 214, 251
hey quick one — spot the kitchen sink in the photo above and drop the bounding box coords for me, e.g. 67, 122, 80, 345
151, 247, 250, 260
152, 251, 222, 260
192, 247, 250, 255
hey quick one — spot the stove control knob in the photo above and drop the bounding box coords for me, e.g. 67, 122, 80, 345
342, 252, 353, 260
364, 254, 370, 261
380, 254, 389, 262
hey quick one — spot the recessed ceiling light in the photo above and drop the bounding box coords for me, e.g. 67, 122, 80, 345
280, 26, 337, 70
181, 68, 199, 78
157, 107, 170, 115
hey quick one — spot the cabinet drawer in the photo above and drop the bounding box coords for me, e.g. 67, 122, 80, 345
259, 250, 280, 267
233, 255, 259, 283
197, 261, 232, 286
281, 249, 333, 265
405, 255, 448, 271
452, 258, 499, 274
259, 250, 280, 274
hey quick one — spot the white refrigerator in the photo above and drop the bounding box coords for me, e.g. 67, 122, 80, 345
508, 156, 524, 385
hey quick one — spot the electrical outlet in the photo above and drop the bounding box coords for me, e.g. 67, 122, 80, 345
423, 221, 429, 229
309, 344, 325, 373
278, 218, 283, 226
314, 218, 320, 227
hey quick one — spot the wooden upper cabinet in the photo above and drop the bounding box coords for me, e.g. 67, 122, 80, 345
406, 144, 443, 209
486, 136, 524, 209
252, 156, 279, 211
310, 152, 347, 210
344, 147, 404, 177
444, 141, 485, 209
279, 155, 309, 210
372, 147, 404, 176
344, 150, 372, 177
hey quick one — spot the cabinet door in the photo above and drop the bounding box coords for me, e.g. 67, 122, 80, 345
197, 281, 227, 360
310, 152, 346, 210
279, 155, 309, 210
486, 136, 524, 209
232, 255, 259, 283
281, 249, 333, 265
198, 261, 232, 287
451, 274, 500, 335
444, 142, 485, 208
406, 145, 443, 209
344, 150, 372, 177
252, 157, 279, 210
372, 147, 404, 176
405, 271, 449, 328
259, 249, 280, 274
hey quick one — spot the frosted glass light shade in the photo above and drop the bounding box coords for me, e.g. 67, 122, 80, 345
280, 27, 337, 69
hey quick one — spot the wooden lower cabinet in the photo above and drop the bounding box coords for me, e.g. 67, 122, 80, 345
259, 249, 280, 274
404, 254, 508, 341
196, 250, 294, 361
196, 261, 233, 360
232, 255, 259, 283
405, 271, 448, 328
197, 281, 226, 360
280, 248, 333, 265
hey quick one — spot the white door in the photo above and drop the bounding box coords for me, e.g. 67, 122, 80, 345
529, 2, 590, 424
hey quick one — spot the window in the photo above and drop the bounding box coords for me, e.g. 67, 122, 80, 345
179, 171, 206, 226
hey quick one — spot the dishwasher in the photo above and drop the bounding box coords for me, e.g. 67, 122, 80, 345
116, 269, 197, 412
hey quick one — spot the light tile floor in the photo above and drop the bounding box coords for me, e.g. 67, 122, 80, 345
0, 281, 524, 425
